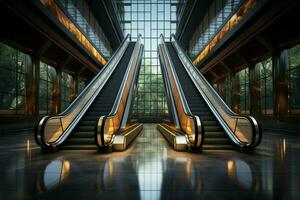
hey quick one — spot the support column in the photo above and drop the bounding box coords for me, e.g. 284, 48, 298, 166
232, 72, 240, 113
273, 50, 289, 117
25, 55, 39, 119
249, 64, 260, 116
53, 68, 62, 114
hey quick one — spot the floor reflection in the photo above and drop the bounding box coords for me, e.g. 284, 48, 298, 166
38, 159, 70, 191
0, 124, 300, 199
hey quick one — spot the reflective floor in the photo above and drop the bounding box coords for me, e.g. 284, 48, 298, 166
0, 124, 299, 199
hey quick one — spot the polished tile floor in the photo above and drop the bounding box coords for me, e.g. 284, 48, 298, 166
0, 124, 299, 199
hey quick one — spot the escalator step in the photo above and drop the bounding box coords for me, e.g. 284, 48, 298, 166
204, 138, 231, 145
192, 111, 213, 116
205, 131, 227, 138
202, 144, 235, 150
72, 131, 94, 138
81, 116, 99, 121
76, 125, 95, 132
85, 111, 108, 115
79, 121, 97, 126
202, 121, 219, 126
66, 138, 95, 145
204, 126, 223, 132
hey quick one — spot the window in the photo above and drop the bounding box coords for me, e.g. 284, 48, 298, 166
256, 58, 273, 115
0, 42, 27, 115
39, 62, 56, 114
61, 72, 74, 111
114, 0, 178, 119
288, 44, 300, 112
238, 68, 250, 114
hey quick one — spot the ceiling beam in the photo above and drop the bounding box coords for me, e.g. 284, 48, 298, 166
255, 33, 275, 52
235, 51, 254, 67
219, 61, 232, 72
209, 69, 219, 79
59, 55, 73, 68
37, 40, 52, 57
77, 65, 87, 76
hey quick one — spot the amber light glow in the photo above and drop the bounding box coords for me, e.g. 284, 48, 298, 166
101, 37, 142, 146
40, 0, 107, 65
193, 0, 256, 65
160, 39, 196, 145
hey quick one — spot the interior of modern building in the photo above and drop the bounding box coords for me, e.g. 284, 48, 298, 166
0, 0, 300, 199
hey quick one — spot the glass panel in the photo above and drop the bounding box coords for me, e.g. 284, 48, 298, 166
238, 68, 250, 115
256, 57, 273, 115
113, 0, 179, 120
0, 42, 26, 114
39, 61, 56, 115
61, 72, 74, 111
288, 44, 300, 111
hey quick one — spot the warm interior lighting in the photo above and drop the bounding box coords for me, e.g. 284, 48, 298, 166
227, 160, 235, 173
161, 43, 195, 145
101, 38, 141, 146
193, 0, 256, 65
26, 139, 31, 157
60, 160, 70, 182
40, 0, 107, 65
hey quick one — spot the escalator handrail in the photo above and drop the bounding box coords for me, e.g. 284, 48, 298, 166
35, 34, 132, 150
158, 46, 180, 128
95, 34, 144, 149
170, 34, 261, 149
159, 34, 203, 149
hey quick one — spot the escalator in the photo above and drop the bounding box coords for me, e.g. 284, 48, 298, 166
165, 43, 232, 150
158, 34, 261, 152
62, 43, 135, 150
35, 34, 144, 151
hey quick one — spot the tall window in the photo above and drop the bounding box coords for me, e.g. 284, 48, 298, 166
114, 0, 178, 120
288, 44, 300, 112
256, 58, 273, 115
0, 42, 26, 115
224, 75, 232, 108
238, 67, 250, 114
61, 72, 74, 111
39, 62, 56, 114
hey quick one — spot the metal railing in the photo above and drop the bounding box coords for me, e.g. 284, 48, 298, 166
95, 34, 143, 149
158, 34, 203, 149
171, 34, 261, 150
35, 34, 132, 150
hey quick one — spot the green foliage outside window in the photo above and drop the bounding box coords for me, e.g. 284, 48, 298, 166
256, 57, 273, 115
238, 68, 250, 114
0, 42, 26, 114
39, 62, 56, 114
61, 72, 74, 111
288, 44, 300, 109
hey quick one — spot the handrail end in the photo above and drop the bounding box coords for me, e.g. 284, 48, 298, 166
193, 115, 204, 149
